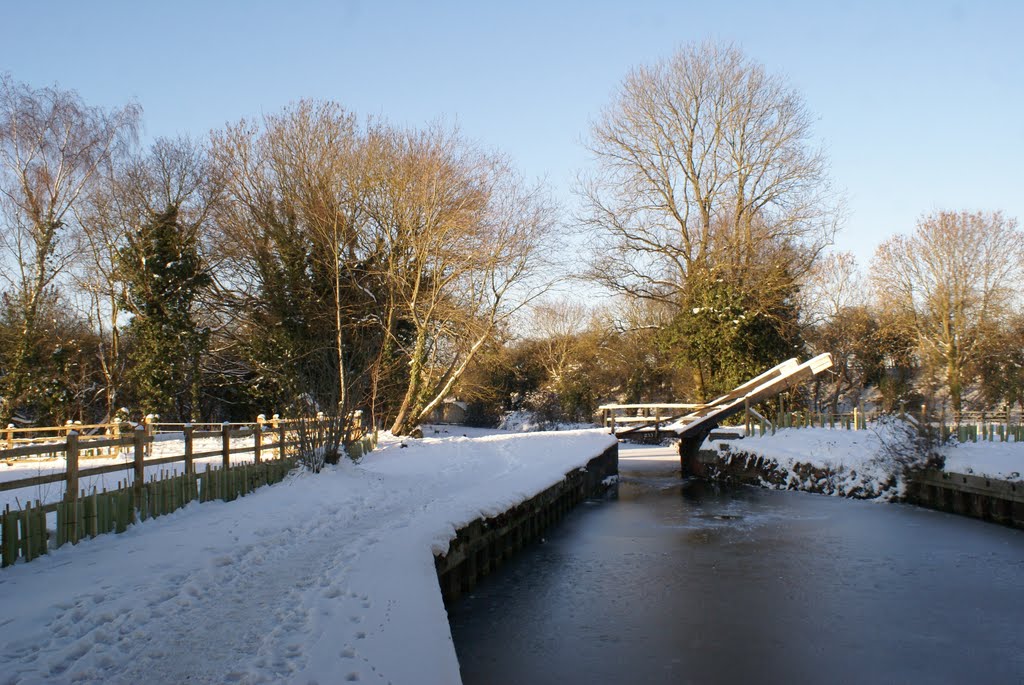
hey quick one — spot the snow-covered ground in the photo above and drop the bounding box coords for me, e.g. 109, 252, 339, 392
0, 428, 616, 685
707, 423, 1024, 499
940, 439, 1024, 480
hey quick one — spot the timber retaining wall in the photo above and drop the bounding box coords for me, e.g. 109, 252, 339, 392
904, 470, 1024, 528
434, 444, 618, 602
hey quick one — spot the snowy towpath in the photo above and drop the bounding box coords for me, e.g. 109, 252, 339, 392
0, 429, 616, 685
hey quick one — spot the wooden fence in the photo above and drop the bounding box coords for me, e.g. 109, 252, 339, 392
0, 414, 378, 568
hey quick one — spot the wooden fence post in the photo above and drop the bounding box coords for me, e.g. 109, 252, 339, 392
744, 398, 751, 436
65, 430, 80, 544
221, 422, 231, 470
6, 423, 14, 450
654, 407, 661, 442
65, 431, 80, 502
133, 425, 145, 515
274, 414, 284, 459
184, 423, 194, 475
110, 418, 121, 456
144, 414, 155, 456
254, 414, 264, 465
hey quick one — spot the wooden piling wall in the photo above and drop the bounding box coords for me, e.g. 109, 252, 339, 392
904, 470, 1024, 529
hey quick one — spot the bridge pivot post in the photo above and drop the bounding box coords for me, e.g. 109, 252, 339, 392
744, 398, 750, 436
678, 428, 712, 478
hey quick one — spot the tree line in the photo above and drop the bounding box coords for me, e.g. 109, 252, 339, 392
0, 78, 551, 433
2, 42, 1021, 434
478, 206, 1023, 429
456, 43, 1024, 426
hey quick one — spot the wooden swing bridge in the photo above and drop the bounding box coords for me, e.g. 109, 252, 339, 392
599, 353, 834, 475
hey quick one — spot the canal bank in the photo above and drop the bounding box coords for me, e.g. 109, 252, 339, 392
434, 443, 618, 601
0, 429, 620, 685
449, 445, 1024, 685
692, 441, 1024, 529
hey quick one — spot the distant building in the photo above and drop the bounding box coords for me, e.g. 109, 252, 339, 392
428, 398, 468, 424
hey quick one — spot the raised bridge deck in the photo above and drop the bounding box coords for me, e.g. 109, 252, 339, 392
600, 353, 834, 474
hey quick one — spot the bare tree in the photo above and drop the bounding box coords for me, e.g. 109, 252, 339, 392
800, 252, 865, 327
579, 41, 839, 311
211, 107, 554, 433
529, 298, 590, 387
72, 163, 131, 420
799, 252, 873, 409
0, 74, 139, 422
210, 102, 378, 421
256, 102, 366, 417
871, 210, 1024, 418
364, 124, 554, 434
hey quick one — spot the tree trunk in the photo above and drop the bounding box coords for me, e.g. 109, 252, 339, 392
334, 255, 348, 417
390, 332, 428, 435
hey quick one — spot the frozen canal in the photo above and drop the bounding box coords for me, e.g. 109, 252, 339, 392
449, 446, 1024, 684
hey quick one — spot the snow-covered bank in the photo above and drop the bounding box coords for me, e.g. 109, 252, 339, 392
705, 424, 1023, 500
941, 440, 1024, 480
0, 429, 616, 685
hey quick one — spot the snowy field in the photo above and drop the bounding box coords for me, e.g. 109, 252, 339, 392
0, 428, 616, 685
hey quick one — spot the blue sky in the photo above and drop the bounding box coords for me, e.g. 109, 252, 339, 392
2, 0, 1022, 269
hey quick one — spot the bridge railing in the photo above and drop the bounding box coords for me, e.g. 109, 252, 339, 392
599, 403, 705, 439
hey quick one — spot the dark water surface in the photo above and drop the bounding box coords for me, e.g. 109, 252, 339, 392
448, 456, 1024, 684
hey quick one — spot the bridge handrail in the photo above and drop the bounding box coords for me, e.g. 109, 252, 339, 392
606, 354, 834, 442
677, 358, 801, 423
599, 403, 705, 411
675, 353, 833, 439
608, 416, 683, 424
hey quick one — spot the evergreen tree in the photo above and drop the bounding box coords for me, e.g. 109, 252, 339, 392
119, 205, 210, 420
660, 271, 802, 401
